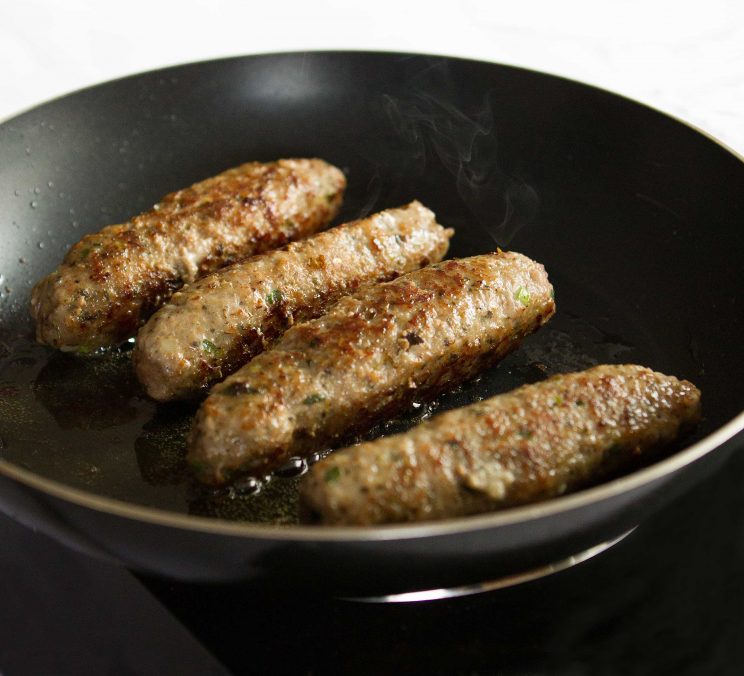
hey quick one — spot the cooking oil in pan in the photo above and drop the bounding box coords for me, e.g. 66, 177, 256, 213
0, 302, 660, 525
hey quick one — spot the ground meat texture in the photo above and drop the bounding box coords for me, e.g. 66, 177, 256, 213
187, 251, 556, 485
299, 365, 701, 525
30, 159, 346, 351
134, 201, 453, 401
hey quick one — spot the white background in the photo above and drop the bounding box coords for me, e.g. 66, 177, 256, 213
2, 0, 744, 154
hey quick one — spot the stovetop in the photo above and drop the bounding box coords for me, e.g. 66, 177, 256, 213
2, 444, 743, 675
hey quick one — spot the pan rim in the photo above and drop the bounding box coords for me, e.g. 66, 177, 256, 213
1, 49, 743, 542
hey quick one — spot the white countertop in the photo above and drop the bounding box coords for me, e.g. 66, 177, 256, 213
3, 0, 743, 155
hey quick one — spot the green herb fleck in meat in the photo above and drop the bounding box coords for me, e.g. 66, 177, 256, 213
266, 288, 283, 306
302, 393, 326, 405
515, 286, 531, 306
324, 466, 341, 483
202, 339, 222, 356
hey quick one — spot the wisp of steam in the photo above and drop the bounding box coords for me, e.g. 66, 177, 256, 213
379, 90, 539, 247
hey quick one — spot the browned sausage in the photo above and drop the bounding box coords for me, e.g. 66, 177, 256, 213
187, 251, 555, 484
134, 201, 453, 400
31, 159, 345, 351
300, 364, 701, 525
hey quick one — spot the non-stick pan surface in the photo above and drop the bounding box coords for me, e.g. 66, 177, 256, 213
1, 52, 743, 595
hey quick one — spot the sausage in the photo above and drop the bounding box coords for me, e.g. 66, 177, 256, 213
187, 251, 556, 485
134, 201, 453, 401
30, 158, 346, 351
299, 365, 701, 525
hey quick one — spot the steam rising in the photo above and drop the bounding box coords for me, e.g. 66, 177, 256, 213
357, 168, 383, 220
380, 91, 539, 246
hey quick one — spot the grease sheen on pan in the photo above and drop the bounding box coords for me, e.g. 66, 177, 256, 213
187, 251, 556, 485
30, 159, 346, 351
134, 201, 453, 401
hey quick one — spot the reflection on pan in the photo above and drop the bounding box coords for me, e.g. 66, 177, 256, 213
33, 349, 141, 430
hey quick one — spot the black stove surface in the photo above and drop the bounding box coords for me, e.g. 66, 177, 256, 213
2, 445, 743, 675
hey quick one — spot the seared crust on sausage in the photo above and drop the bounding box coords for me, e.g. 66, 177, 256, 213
299, 365, 701, 525
187, 251, 555, 485
30, 159, 346, 350
134, 201, 453, 401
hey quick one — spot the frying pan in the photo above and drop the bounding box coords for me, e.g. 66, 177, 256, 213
1, 51, 743, 597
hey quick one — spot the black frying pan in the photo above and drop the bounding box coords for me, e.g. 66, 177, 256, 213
1, 52, 743, 597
